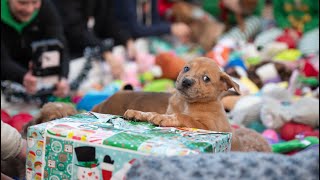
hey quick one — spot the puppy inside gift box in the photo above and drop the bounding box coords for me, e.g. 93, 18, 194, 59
26, 112, 231, 180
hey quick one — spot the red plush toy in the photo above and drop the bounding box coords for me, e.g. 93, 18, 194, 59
276, 29, 302, 49
158, 0, 175, 18
280, 122, 314, 141
1, 109, 11, 124
155, 52, 186, 80
8, 113, 33, 133
303, 61, 319, 77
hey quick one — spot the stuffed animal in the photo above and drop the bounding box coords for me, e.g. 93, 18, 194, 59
170, 1, 225, 51
260, 97, 319, 130
202, 0, 263, 31
280, 122, 315, 141
229, 83, 292, 127
245, 61, 293, 88
262, 129, 280, 144
121, 62, 141, 88
155, 52, 186, 80
233, 127, 272, 152
135, 52, 156, 73
275, 29, 302, 49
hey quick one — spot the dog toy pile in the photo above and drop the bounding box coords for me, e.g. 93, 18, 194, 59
1, 1, 319, 156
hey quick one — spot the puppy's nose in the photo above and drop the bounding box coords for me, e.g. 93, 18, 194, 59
182, 78, 194, 88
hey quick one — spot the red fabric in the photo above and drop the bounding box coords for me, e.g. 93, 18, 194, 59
8, 113, 33, 133
301, 130, 319, 138
280, 122, 314, 141
1, 109, 11, 123
303, 61, 319, 77
158, 0, 174, 17
276, 29, 302, 49
276, 34, 296, 49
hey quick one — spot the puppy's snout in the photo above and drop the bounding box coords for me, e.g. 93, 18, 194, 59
182, 78, 194, 88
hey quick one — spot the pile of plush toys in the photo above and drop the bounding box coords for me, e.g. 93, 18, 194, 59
2, 1, 319, 155
210, 36, 319, 155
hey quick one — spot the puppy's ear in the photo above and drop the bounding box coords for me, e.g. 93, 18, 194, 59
220, 72, 241, 95
35, 115, 45, 124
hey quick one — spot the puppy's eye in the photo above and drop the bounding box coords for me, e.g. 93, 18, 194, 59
203, 75, 210, 82
183, 66, 190, 72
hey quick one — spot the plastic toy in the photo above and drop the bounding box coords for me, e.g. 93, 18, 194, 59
272, 136, 319, 153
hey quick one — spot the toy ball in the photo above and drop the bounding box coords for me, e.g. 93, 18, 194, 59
262, 129, 279, 144
280, 122, 314, 141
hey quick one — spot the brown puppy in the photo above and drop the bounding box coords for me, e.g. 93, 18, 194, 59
92, 91, 171, 116
124, 57, 242, 151
92, 90, 240, 115
22, 102, 78, 138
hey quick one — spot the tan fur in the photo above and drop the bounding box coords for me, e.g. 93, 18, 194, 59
92, 91, 171, 116
234, 127, 272, 152
124, 57, 243, 151
22, 102, 78, 138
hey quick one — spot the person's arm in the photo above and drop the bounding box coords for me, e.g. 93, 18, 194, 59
93, 0, 132, 46
1, 120, 26, 161
1, 40, 28, 84
51, 0, 101, 48
118, 0, 171, 38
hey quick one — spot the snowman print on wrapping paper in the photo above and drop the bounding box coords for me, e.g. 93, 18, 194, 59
75, 146, 101, 180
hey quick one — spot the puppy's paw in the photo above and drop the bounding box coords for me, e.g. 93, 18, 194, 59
124, 109, 145, 121
149, 115, 174, 127
149, 115, 165, 126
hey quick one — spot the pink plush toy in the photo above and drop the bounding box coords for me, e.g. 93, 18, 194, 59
262, 129, 280, 144
121, 62, 141, 88
135, 52, 156, 73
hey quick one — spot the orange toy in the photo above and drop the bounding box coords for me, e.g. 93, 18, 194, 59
155, 52, 186, 80
206, 46, 230, 67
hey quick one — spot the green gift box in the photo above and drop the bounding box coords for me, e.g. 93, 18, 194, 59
26, 112, 232, 180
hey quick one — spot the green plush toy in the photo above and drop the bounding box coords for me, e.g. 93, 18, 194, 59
298, 76, 319, 87
272, 136, 319, 153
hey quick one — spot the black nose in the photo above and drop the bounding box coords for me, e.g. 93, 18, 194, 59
182, 78, 194, 88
